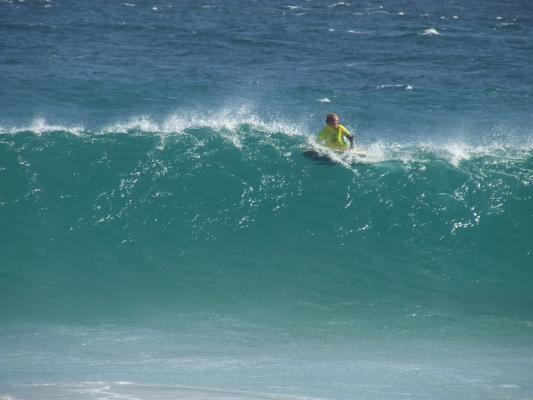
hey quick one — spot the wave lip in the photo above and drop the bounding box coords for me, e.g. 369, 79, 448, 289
101, 108, 308, 138
2, 115, 532, 168
0, 118, 86, 136
0, 107, 308, 139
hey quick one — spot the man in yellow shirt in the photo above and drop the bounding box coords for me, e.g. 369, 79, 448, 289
317, 113, 354, 151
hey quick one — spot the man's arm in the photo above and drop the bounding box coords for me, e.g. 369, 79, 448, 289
341, 126, 355, 147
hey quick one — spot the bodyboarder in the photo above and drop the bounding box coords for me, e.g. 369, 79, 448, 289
317, 113, 354, 152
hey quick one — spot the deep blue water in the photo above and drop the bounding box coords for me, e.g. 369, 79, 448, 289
1, 1, 533, 399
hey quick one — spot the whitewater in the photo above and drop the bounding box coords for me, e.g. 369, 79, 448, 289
1, 0, 533, 399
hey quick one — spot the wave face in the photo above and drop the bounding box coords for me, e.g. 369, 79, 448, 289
1, 121, 532, 335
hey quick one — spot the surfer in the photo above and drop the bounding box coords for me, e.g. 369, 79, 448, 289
317, 113, 354, 152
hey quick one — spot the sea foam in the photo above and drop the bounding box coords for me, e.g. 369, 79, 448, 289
421, 28, 441, 36
0, 118, 86, 136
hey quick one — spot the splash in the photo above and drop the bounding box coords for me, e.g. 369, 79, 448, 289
102, 106, 307, 138
0, 118, 86, 136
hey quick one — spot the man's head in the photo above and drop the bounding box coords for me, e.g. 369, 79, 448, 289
326, 113, 340, 128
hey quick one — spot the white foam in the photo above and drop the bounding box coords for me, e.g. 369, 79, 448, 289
317, 97, 331, 103
439, 142, 475, 166
499, 384, 520, 389
409, 139, 528, 166
102, 106, 307, 142
362, 140, 405, 163
1, 105, 310, 142
421, 28, 440, 36
305, 139, 353, 168
103, 115, 160, 133
496, 22, 516, 28
77, 382, 331, 400
339, 137, 533, 168
328, 2, 350, 8
376, 84, 413, 90
377, 84, 402, 89
284, 5, 301, 10
0, 118, 85, 136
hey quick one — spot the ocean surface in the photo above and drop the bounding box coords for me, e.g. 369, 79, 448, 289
1, 0, 532, 399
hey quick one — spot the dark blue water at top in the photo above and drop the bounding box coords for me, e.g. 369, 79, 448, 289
1, 0, 532, 138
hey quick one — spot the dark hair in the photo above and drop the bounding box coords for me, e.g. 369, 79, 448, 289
326, 113, 339, 124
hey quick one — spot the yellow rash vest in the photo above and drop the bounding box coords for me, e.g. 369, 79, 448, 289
317, 124, 352, 151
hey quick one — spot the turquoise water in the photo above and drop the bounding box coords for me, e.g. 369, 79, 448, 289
1, 122, 532, 399
1, 0, 533, 399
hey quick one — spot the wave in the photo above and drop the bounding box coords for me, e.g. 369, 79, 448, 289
0, 118, 87, 136
2, 112, 532, 149
1, 115, 532, 323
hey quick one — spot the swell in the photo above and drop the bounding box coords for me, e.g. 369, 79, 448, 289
0, 123, 532, 326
